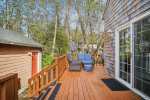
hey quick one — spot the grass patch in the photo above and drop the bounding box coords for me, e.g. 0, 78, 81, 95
42, 53, 54, 69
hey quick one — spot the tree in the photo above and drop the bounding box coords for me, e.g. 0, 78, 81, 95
73, 0, 105, 53
2, 0, 23, 32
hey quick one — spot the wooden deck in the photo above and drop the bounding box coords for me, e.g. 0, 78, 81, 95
55, 66, 141, 100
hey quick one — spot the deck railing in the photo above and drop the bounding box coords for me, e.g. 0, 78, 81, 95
28, 55, 68, 98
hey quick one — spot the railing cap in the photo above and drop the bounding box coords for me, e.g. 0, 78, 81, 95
0, 73, 18, 83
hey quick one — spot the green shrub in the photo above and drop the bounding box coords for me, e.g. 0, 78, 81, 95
42, 53, 54, 69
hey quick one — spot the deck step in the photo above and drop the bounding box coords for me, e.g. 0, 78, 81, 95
32, 82, 61, 100
33, 97, 37, 100
40, 87, 51, 100
48, 83, 61, 100
33, 92, 44, 100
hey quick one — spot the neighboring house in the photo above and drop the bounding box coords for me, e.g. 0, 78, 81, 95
103, 0, 150, 99
0, 28, 42, 93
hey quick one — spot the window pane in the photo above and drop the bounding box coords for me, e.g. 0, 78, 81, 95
143, 81, 150, 97
142, 30, 150, 43
134, 21, 141, 33
121, 38, 125, 46
127, 73, 130, 83
120, 71, 127, 82
134, 33, 142, 44
120, 63, 125, 71
142, 56, 149, 69
134, 77, 142, 91
134, 45, 142, 55
134, 56, 141, 67
134, 67, 141, 78
142, 16, 150, 31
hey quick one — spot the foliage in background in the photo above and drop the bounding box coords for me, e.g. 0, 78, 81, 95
42, 53, 54, 69
0, 0, 105, 58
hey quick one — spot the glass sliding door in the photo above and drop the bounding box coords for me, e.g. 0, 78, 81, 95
134, 16, 150, 97
119, 27, 131, 84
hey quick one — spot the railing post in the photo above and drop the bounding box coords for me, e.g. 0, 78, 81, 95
28, 55, 68, 98
0, 73, 19, 100
0, 83, 6, 100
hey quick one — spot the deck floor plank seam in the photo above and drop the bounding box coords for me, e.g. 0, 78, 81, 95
81, 71, 96, 100
55, 70, 69, 100
68, 72, 74, 100
73, 72, 79, 100
61, 70, 72, 100
54, 66, 141, 100
80, 70, 91, 100
77, 71, 84, 100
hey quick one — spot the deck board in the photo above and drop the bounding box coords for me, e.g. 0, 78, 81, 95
55, 66, 141, 100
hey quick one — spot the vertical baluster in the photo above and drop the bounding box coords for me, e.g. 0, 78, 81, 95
28, 81, 31, 96
33, 79, 36, 92
60, 57, 63, 73
51, 68, 53, 81
37, 76, 40, 90
36, 77, 40, 96
66, 56, 68, 67
56, 64, 59, 80
46, 71, 49, 84
41, 74, 44, 87
57, 59, 59, 76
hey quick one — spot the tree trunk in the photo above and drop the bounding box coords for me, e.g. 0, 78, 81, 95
90, 14, 94, 50
75, 3, 86, 53
3, 0, 7, 29
51, 15, 57, 56
64, 0, 71, 42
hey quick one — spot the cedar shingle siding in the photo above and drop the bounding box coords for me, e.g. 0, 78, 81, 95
103, 0, 150, 76
0, 44, 32, 93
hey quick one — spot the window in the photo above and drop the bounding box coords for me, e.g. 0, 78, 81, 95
119, 27, 131, 83
134, 16, 150, 97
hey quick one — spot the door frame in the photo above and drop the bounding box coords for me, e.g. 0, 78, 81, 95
115, 22, 133, 88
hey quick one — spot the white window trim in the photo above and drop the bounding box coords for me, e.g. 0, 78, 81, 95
115, 23, 132, 89
115, 11, 150, 100
38, 51, 42, 72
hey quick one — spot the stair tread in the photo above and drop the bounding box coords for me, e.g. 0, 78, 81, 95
48, 83, 61, 100
44, 85, 56, 100
40, 87, 51, 100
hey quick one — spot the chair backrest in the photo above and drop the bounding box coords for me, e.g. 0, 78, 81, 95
78, 54, 93, 61
84, 54, 92, 61
67, 54, 72, 61
78, 54, 85, 61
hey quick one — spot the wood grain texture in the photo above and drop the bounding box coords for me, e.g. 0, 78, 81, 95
0, 44, 33, 93
55, 66, 141, 100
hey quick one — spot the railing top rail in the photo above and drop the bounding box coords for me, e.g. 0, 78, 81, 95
28, 55, 67, 82
56, 55, 67, 59
28, 55, 68, 98
28, 62, 57, 82
0, 73, 17, 83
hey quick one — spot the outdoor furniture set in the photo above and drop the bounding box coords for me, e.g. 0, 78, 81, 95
67, 54, 94, 71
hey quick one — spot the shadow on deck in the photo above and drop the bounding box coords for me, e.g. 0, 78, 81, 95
55, 66, 141, 100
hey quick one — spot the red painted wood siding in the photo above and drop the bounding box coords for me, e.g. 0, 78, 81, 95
32, 52, 38, 76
